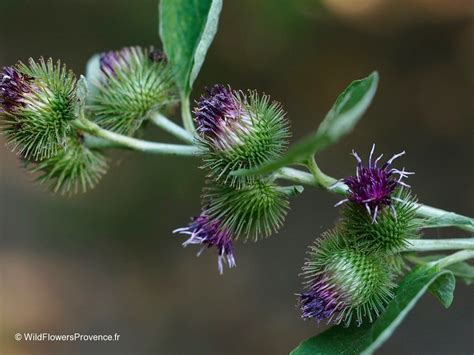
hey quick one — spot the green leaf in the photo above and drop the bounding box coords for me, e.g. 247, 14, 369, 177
315, 71, 378, 146
159, 0, 223, 95
446, 262, 474, 285
290, 265, 454, 355
406, 254, 474, 285
233, 71, 379, 177
428, 272, 455, 308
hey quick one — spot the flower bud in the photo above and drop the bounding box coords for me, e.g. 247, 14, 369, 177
204, 180, 289, 241
342, 190, 420, 253
195, 84, 290, 186
1, 58, 77, 160
32, 133, 108, 195
174, 213, 236, 274
90, 46, 176, 135
336, 144, 413, 223
298, 229, 395, 326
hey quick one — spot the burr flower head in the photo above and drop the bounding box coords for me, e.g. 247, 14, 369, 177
343, 190, 420, 253
338, 144, 413, 222
204, 180, 289, 242
32, 133, 108, 195
0, 58, 77, 160
195, 84, 290, 187
174, 213, 236, 274
90, 46, 176, 136
298, 229, 395, 326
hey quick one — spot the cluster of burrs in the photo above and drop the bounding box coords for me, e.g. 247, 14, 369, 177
298, 145, 420, 326
174, 84, 293, 274
0, 46, 176, 194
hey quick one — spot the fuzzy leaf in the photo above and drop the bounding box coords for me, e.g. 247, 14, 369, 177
428, 272, 455, 308
232, 72, 379, 177
407, 254, 474, 285
290, 265, 454, 355
159, 0, 222, 95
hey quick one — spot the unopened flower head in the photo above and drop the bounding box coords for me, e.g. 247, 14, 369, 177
90, 46, 176, 136
32, 132, 108, 195
195, 84, 290, 187
204, 180, 289, 242
337, 144, 413, 222
298, 229, 395, 326
174, 213, 236, 274
0, 58, 77, 160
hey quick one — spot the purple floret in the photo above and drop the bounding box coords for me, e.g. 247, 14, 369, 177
337, 144, 413, 222
174, 213, 236, 274
99, 50, 122, 77
0, 67, 34, 113
194, 84, 241, 140
298, 278, 342, 321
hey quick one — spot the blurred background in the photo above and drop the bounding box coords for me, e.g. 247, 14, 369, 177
0, 0, 473, 354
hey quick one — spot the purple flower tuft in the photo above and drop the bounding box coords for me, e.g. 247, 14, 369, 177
298, 277, 342, 321
99, 49, 129, 78
0, 67, 34, 113
337, 144, 413, 222
194, 84, 248, 150
174, 213, 236, 274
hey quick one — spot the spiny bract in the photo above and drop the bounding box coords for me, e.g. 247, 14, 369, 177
32, 133, 108, 195
299, 229, 395, 326
204, 179, 289, 242
0, 58, 77, 160
342, 190, 420, 253
89, 46, 176, 136
195, 84, 290, 187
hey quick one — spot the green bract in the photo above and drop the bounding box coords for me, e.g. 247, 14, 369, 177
89, 46, 177, 136
32, 133, 108, 195
198, 89, 290, 187
303, 229, 396, 326
343, 191, 420, 253
1, 58, 77, 160
204, 179, 289, 241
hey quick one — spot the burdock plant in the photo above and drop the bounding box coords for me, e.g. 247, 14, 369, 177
1, 0, 473, 353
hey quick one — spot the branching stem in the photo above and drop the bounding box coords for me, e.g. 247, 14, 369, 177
402, 238, 474, 252
76, 119, 201, 157
149, 112, 195, 144
75, 112, 473, 232
180, 94, 196, 134
273, 166, 474, 232
430, 250, 474, 268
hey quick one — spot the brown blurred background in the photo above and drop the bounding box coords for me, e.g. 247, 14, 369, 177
0, 0, 473, 354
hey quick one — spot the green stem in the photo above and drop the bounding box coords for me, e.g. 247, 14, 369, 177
77, 115, 473, 232
149, 112, 195, 144
402, 238, 474, 252
76, 119, 201, 157
273, 166, 474, 232
306, 157, 338, 188
431, 250, 474, 268
180, 94, 195, 134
